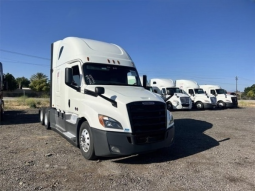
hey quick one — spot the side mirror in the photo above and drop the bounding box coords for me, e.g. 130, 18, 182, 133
142, 75, 147, 88
95, 87, 105, 95
65, 68, 72, 85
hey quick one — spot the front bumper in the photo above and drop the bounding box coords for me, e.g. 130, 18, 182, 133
91, 126, 175, 157
204, 103, 215, 109
226, 102, 238, 108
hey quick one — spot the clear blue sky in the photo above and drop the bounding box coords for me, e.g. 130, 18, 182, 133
0, 0, 254, 92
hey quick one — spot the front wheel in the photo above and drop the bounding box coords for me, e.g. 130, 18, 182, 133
217, 101, 226, 109
195, 101, 204, 109
167, 102, 172, 111
79, 122, 96, 160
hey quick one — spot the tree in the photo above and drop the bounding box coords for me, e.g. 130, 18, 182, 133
4, 73, 17, 91
247, 90, 255, 98
29, 73, 50, 92
16, 77, 30, 89
243, 84, 255, 98
30, 73, 48, 81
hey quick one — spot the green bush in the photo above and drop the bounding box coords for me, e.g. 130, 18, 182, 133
25, 98, 37, 108
17, 95, 28, 105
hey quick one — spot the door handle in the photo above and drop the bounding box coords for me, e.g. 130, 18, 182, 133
68, 99, 70, 108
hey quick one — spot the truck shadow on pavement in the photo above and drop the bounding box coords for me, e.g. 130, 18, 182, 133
113, 118, 221, 164
0, 110, 39, 125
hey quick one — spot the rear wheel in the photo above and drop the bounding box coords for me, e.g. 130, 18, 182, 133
79, 122, 96, 160
195, 101, 204, 109
40, 108, 45, 125
44, 109, 51, 130
0, 108, 2, 122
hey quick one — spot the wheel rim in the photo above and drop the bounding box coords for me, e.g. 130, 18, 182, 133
44, 113, 48, 125
40, 110, 43, 122
80, 129, 90, 153
219, 102, 224, 106
197, 103, 202, 109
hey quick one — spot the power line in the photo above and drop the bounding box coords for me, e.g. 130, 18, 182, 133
0, 58, 50, 67
0, 49, 50, 60
238, 77, 254, 82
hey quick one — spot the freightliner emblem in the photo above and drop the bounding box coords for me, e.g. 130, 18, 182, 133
142, 102, 155, 105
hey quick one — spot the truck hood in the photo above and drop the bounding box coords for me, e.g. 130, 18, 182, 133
85, 85, 164, 103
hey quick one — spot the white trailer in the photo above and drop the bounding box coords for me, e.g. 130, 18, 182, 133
175, 79, 217, 109
149, 78, 192, 110
200, 85, 238, 108
39, 37, 175, 160
0, 62, 4, 121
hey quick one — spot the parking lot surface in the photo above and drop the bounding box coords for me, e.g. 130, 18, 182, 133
0, 107, 254, 191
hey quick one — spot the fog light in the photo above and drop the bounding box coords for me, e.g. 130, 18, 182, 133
110, 146, 120, 153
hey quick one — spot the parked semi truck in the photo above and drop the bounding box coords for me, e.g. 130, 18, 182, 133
200, 85, 238, 108
175, 79, 217, 109
39, 37, 175, 160
149, 78, 192, 110
0, 62, 4, 121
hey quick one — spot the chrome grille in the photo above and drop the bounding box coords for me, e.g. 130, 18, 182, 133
180, 97, 190, 107
126, 101, 166, 134
210, 97, 217, 104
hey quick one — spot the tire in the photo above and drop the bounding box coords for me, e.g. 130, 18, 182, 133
40, 108, 45, 125
0, 101, 4, 122
167, 102, 172, 111
44, 109, 51, 130
79, 122, 96, 160
0, 109, 2, 122
195, 101, 204, 109
217, 101, 225, 109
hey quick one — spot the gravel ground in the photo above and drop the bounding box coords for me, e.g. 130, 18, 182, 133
0, 107, 255, 191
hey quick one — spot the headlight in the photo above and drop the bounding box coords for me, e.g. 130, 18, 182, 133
167, 110, 174, 128
173, 100, 179, 104
98, 115, 123, 129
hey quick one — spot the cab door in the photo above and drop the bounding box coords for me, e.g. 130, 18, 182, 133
65, 61, 82, 115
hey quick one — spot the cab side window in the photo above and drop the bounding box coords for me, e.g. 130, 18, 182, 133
189, 89, 194, 95
72, 65, 81, 86
211, 90, 216, 95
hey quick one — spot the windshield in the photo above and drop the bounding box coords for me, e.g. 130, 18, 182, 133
194, 88, 205, 94
145, 86, 153, 92
83, 63, 141, 86
166, 88, 181, 95
216, 89, 226, 94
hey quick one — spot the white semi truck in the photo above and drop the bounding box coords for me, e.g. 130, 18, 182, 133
39, 37, 175, 160
175, 79, 217, 109
200, 85, 238, 108
0, 62, 4, 121
149, 78, 192, 110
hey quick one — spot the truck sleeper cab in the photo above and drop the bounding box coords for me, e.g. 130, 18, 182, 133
149, 78, 192, 110
175, 79, 217, 109
200, 85, 238, 108
39, 37, 175, 160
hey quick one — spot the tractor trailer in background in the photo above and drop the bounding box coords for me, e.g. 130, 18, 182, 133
149, 78, 192, 110
200, 85, 238, 108
39, 37, 175, 160
175, 79, 217, 109
0, 62, 4, 121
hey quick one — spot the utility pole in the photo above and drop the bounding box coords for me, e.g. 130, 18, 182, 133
235, 76, 238, 95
